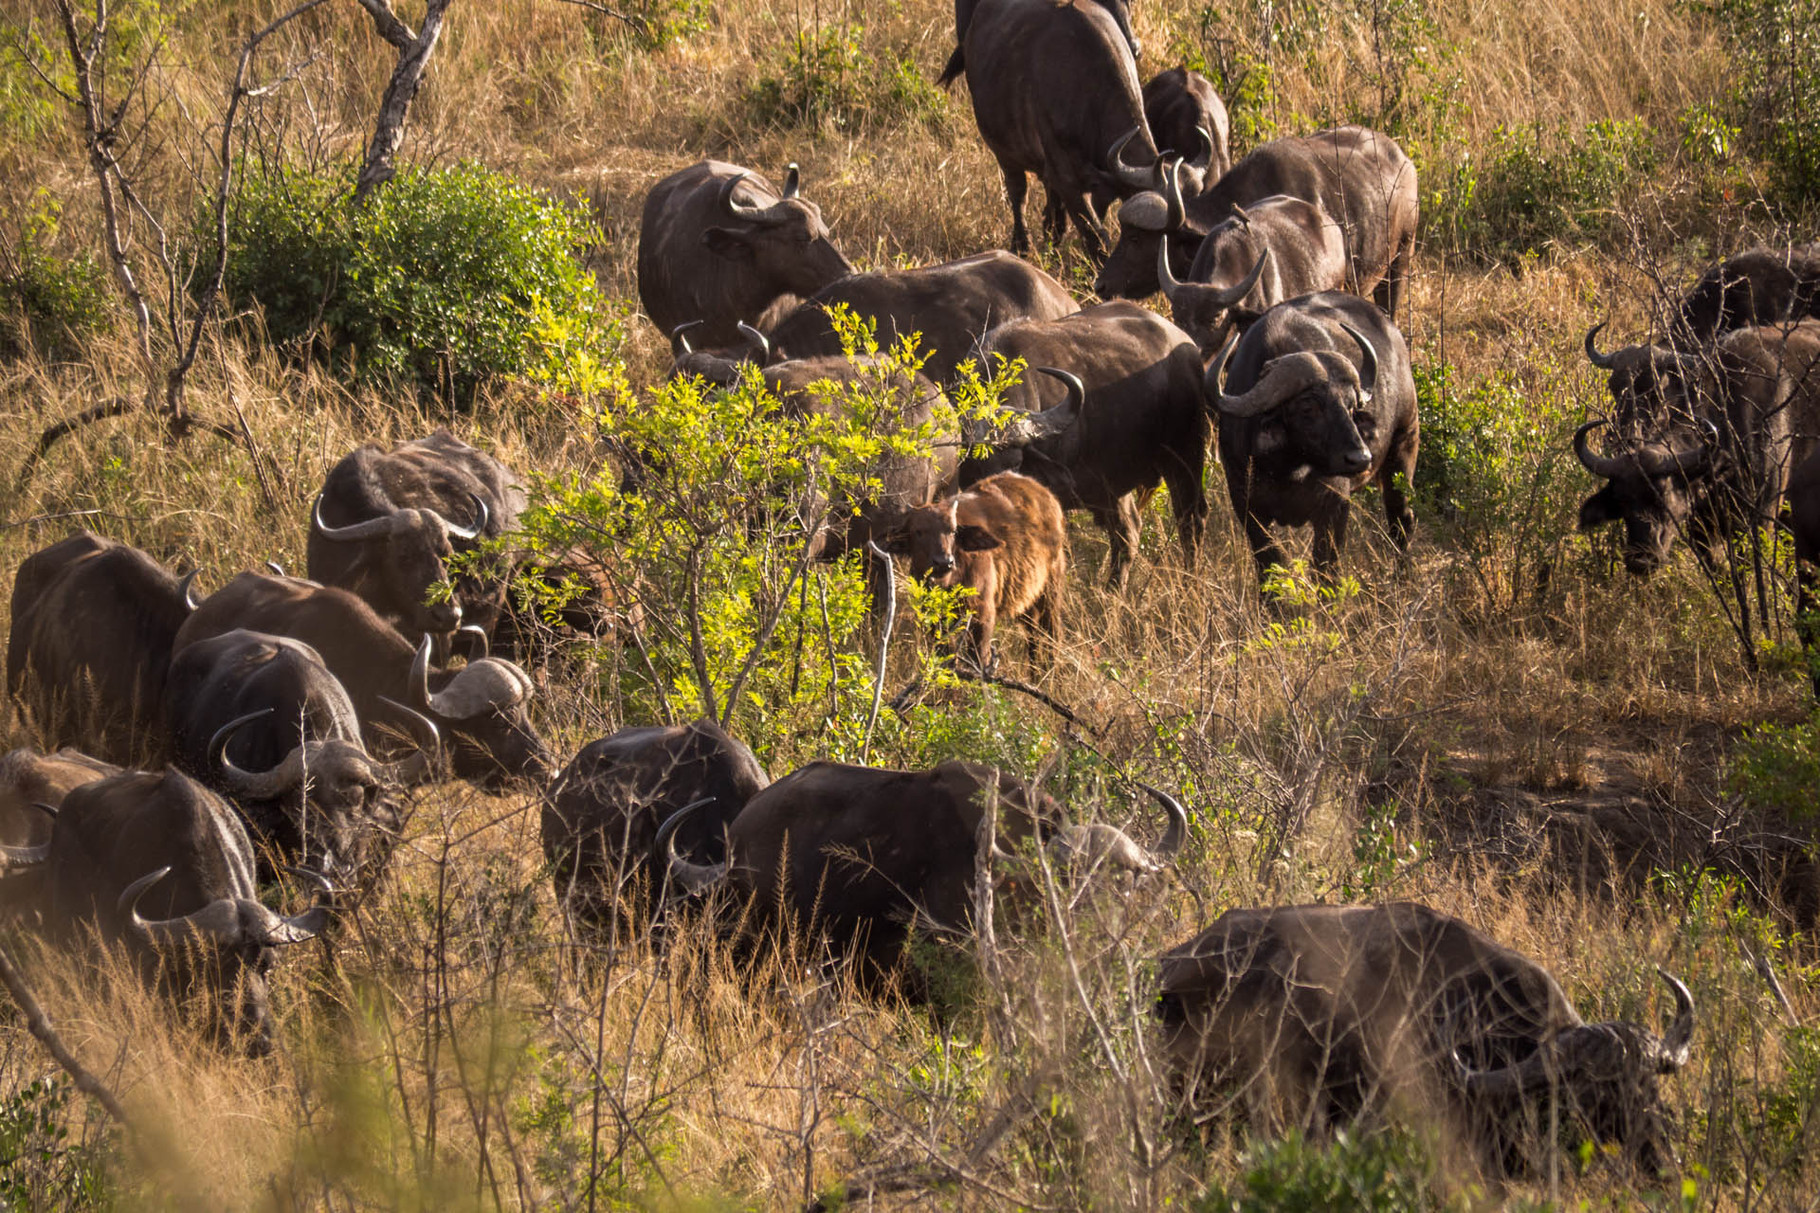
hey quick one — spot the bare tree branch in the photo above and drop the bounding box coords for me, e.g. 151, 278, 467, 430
354, 0, 452, 200
0, 943, 131, 1126
548, 0, 650, 35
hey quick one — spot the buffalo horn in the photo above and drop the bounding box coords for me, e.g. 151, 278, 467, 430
312, 493, 401, 542
1190, 124, 1215, 172
717, 171, 790, 225
417, 644, 533, 721
409, 633, 437, 716
178, 569, 202, 611
670, 319, 703, 357
0, 840, 49, 869
440, 493, 489, 542
1584, 322, 1620, 369
1651, 968, 1695, 1072
737, 320, 773, 365
999, 367, 1086, 447
1109, 126, 1160, 190
1206, 247, 1272, 310
264, 560, 286, 577
1573, 419, 1625, 479
1340, 322, 1379, 404
120, 865, 331, 949
1212, 348, 1327, 419
1157, 236, 1184, 302
458, 624, 490, 660
655, 797, 730, 894
782, 162, 800, 199
1163, 158, 1186, 231
26, 802, 57, 819
1137, 780, 1189, 857
211, 707, 306, 800
375, 694, 442, 785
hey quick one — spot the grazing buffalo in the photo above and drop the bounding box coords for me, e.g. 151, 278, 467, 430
964, 304, 1210, 586
954, 0, 1164, 258
1157, 192, 1347, 354
174, 573, 551, 786
541, 718, 769, 929
1143, 67, 1230, 190
308, 429, 524, 649
21, 768, 331, 1055
1095, 126, 1418, 312
663, 759, 1188, 978
884, 471, 1067, 668
1206, 292, 1420, 583
0, 747, 115, 872
637, 160, 853, 348
7, 531, 199, 765
761, 250, 1080, 388
1157, 902, 1696, 1176
164, 630, 436, 885
1576, 321, 1820, 576
1676, 244, 1820, 342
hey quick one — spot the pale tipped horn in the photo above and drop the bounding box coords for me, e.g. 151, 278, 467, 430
264, 560, 287, 577
312, 493, 402, 542
177, 569, 202, 611
439, 493, 489, 542
1190, 124, 1215, 172
1109, 126, 1160, 190
1157, 236, 1184, 302
409, 633, 436, 714
655, 798, 730, 894
1004, 367, 1086, 445
737, 320, 772, 365
782, 162, 801, 199
210, 708, 306, 800
1340, 322, 1379, 404
670, 319, 703, 357
375, 695, 441, 785
1574, 419, 1626, 479
1585, 322, 1619, 370
457, 624, 490, 660
1209, 345, 1327, 420
1652, 968, 1695, 1072
1163, 158, 1186, 231
717, 171, 791, 225
1135, 780, 1189, 857
120, 867, 245, 947
1204, 246, 1271, 310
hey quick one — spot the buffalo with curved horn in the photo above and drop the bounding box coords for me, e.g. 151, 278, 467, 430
1143, 66, 1230, 191
1158, 902, 1696, 1177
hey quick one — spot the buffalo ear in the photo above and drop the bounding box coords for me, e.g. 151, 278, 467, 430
702, 227, 755, 260
1578, 489, 1620, 531
955, 525, 1002, 552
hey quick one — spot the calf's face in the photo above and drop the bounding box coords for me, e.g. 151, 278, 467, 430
885, 502, 1002, 584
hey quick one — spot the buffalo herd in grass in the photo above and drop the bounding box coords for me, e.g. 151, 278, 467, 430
7, 0, 1820, 1182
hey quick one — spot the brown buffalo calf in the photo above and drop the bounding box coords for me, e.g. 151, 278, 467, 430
886, 472, 1066, 668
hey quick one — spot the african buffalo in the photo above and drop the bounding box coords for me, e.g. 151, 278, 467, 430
884, 471, 1067, 668
637, 160, 853, 348
7, 531, 199, 765
307, 429, 524, 650
1157, 192, 1347, 354
1676, 244, 1820, 342
1095, 126, 1418, 312
19, 767, 331, 1055
1143, 67, 1229, 190
174, 573, 551, 786
760, 250, 1080, 388
164, 630, 436, 885
953, 0, 1165, 258
963, 303, 1209, 586
1157, 902, 1696, 1176
542, 718, 769, 929
0, 747, 114, 873
1576, 321, 1820, 576
663, 759, 1188, 979
1206, 291, 1420, 583
939, 0, 1138, 87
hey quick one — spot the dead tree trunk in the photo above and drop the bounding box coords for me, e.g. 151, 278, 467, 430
353, 0, 455, 201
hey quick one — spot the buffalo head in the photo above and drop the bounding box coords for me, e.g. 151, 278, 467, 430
311, 490, 488, 636
1094, 159, 1189, 299
1574, 417, 1719, 576
701, 168, 852, 298
408, 636, 551, 786
1159, 233, 1269, 353
1207, 325, 1382, 478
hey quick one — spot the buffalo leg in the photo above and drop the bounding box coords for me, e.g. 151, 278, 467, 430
1027, 585, 1062, 664
1379, 422, 1419, 552
1310, 496, 1351, 578
1000, 161, 1031, 256
1094, 497, 1143, 590
1164, 454, 1209, 568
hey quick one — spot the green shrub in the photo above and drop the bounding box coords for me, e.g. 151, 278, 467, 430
1727, 710, 1820, 823
1459, 119, 1658, 261
1708, 0, 1820, 215
0, 1076, 113, 1210
1, 197, 110, 362
1193, 1129, 1456, 1213
219, 162, 612, 402
745, 23, 946, 132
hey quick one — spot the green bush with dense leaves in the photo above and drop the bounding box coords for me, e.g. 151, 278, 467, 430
745, 23, 946, 131
1709, 0, 1820, 215
1, 198, 109, 363
1193, 1129, 1454, 1213
1727, 710, 1820, 823
219, 161, 609, 401
1456, 118, 1658, 260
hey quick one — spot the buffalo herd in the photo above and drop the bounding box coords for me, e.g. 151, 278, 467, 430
24, 0, 1820, 1182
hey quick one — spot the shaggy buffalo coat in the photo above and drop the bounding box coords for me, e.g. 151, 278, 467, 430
7, 531, 196, 765
761, 250, 1079, 388
886, 472, 1068, 668
1096, 126, 1418, 310
963, 302, 1210, 586
1142, 67, 1230, 187
175, 573, 550, 786
1158, 902, 1695, 1176
307, 429, 524, 647
1210, 291, 1420, 582
636, 159, 852, 348
1162, 193, 1348, 354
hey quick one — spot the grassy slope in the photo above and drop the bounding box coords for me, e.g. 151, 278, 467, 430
0, 0, 1816, 1207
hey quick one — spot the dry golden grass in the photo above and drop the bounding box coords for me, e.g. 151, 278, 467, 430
1, 0, 1818, 1207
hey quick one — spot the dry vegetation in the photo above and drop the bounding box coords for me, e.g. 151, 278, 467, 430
1, 0, 1818, 1207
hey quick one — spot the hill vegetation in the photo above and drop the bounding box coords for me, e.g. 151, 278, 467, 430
1, 0, 1818, 1207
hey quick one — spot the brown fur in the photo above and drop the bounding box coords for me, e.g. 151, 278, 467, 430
886, 471, 1066, 668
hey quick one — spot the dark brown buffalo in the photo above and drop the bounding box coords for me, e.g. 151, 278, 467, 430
1157, 191, 1347, 354
761, 250, 1080, 388
1095, 126, 1418, 312
0, 748, 114, 868
884, 471, 1067, 668
15, 767, 331, 1055
1206, 291, 1420, 583
542, 718, 769, 929
939, 0, 1138, 87
174, 573, 551, 786
954, 0, 1166, 258
636, 160, 853, 348
1676, 244, 1820, 342
1143, 67, 1230, 190
962, 303, 1209, 587
663, 759, 1188, 977
164, 630, 435, 885
307, 429, 524, 649
7, 531, 199, 765
1577, 321, 1820, 576
1157, 903, 1696, 1176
